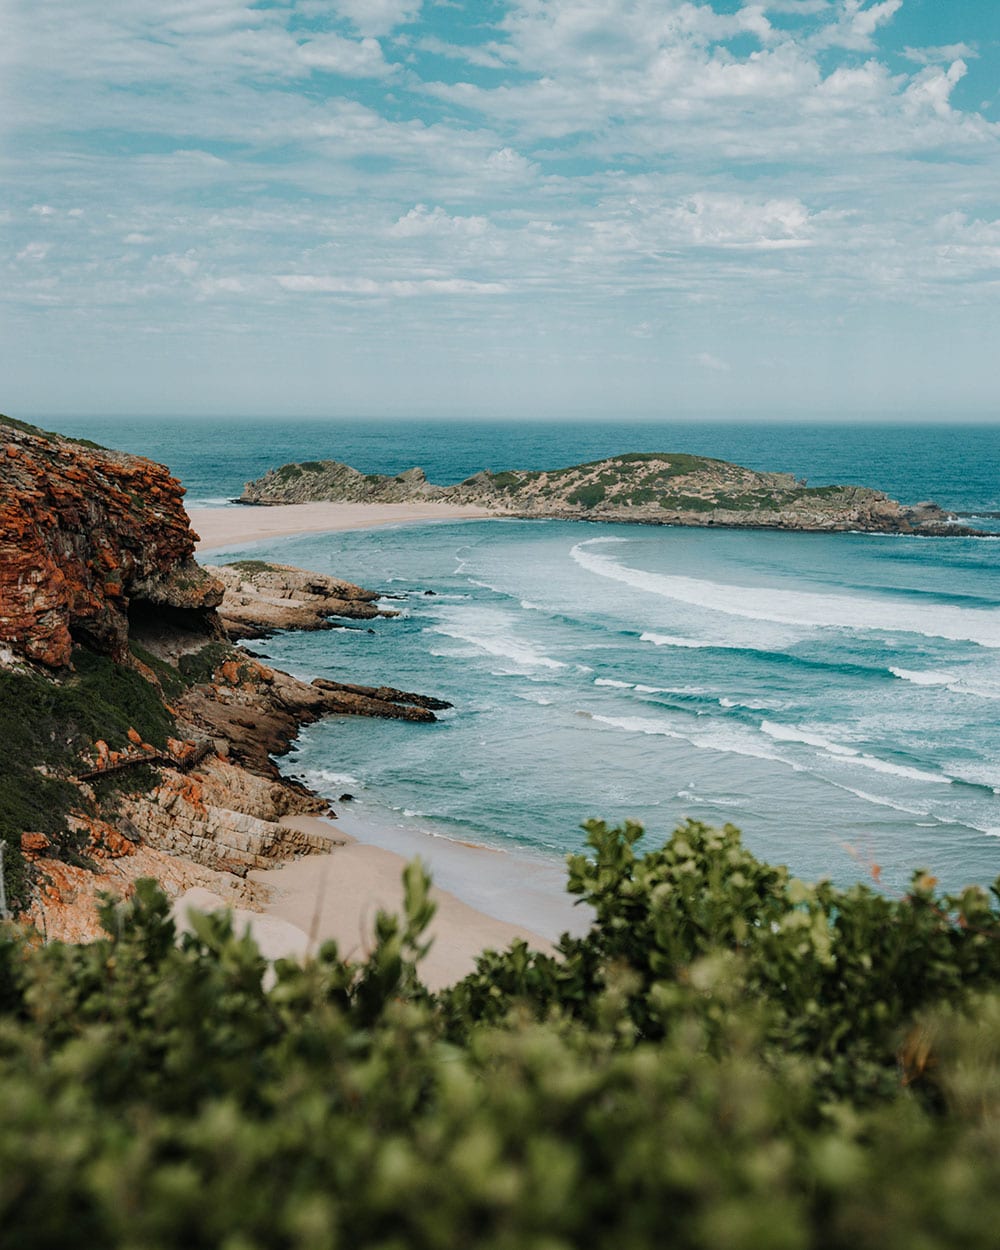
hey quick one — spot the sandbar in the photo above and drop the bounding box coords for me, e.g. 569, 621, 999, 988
190, 501, 494, 553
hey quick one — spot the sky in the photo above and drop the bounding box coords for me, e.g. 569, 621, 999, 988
2, 0, 999, 420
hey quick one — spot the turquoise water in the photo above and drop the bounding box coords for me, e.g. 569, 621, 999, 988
55, 416, 1000, 893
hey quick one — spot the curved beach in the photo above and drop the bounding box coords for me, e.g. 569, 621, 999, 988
190, 500, 577, 980
190, 501, 494, 553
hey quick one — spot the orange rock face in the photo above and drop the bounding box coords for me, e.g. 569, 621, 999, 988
0, 416, 222, 667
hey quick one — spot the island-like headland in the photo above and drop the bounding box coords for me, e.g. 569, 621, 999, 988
240, 451, 985, 536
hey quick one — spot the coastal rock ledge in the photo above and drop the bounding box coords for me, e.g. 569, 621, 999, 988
240, 452, 981, 536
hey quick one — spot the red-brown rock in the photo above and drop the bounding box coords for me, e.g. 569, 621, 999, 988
0, 415, 223, 667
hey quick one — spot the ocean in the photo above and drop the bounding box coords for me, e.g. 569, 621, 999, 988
53, 415, 1000, 896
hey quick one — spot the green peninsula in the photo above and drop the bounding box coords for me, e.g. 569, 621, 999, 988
239, 450, 975, 535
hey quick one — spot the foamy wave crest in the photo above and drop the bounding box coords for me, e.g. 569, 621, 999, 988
594, 678, 634, 689
761, 721, 858, 757
944, 763, 1000, 793
825, 781, 930, 818
429, 608, 567, 671
761, 720, 951, 785
640, 632, 712, 649
590, 713, 789, 766
890, 668, 954, 686
304, 769, 364, 790
891, 666, 1000, 700
572, 540, 1000, 648
720, 695, 783, 711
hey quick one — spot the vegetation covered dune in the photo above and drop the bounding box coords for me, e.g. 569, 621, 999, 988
240, 451, 978, 535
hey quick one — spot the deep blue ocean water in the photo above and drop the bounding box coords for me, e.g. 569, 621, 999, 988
52, 415, 1000, 894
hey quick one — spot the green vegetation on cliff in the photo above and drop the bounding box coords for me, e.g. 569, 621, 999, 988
0, 643, 242, 911
2, 819, 999, 1247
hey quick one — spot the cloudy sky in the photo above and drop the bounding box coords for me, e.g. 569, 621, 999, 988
3, 0, 999, 419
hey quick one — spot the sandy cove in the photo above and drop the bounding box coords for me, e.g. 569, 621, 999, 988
190, 501, 494, 552
182, 500, 577, 989
172, 812, 571, 992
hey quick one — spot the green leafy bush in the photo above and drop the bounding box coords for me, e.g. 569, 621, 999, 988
1, 820, 999, 1247
567, 483, 606, 509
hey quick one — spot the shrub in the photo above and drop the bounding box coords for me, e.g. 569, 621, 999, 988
1, 821, 999, 1247
567, 483, 606, 509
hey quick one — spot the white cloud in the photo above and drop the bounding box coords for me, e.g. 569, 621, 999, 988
811, 0, 903, 51
16, 242, 51, 261
31, 204, 56, 216
298, 35, 395, 78
389, 204, 490, 237
329, 0, 422, 38
275, 274, 507, 295
903, 43, 977, 67
903, 60, 968, 119
695, 351, 730, 372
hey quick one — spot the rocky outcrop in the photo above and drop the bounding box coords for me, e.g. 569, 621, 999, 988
206, 560, 394, 639
0, 414, 222, 668
0, 414, 454, 943
174, 651, 452, 780
241, 460, 444, 506
240, 451, 984, 537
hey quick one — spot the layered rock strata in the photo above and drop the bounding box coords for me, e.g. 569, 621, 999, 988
207, 560, 394, 639
240, 452, 981, 536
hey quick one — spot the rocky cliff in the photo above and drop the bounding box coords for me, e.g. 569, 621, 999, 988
0, 415, 222, 667
0, 415, 449, 940
240, 451, 977, 536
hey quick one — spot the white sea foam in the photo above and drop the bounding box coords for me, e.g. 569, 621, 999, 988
954, 683, 1000, 701
825, 782, 930, 818
429, 607, 567, 671
676, 788, 750, 811
640, 632, 713, 649
760, 720, 952, 785
305, 769, 364, 790
761, 721, 858, 756
889, 668, 955, 686
594, 678, 634, 689
590, 713, 790, 767
944, 763, 1000, 792
572, 540, 1000, 648
848, 755, 952, 786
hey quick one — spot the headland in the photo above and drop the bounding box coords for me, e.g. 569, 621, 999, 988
237, 451, 986, 536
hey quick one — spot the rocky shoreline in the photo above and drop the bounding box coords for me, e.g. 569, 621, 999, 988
0, 414, 452, 940
238, 452, 987, 537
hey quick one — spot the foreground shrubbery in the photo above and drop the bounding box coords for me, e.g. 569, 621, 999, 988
2, 820, 999, 1249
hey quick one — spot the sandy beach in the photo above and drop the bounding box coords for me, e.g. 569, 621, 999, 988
183, 500, 586, 988
190, 501, 494, 553
173, 811, 578, 991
